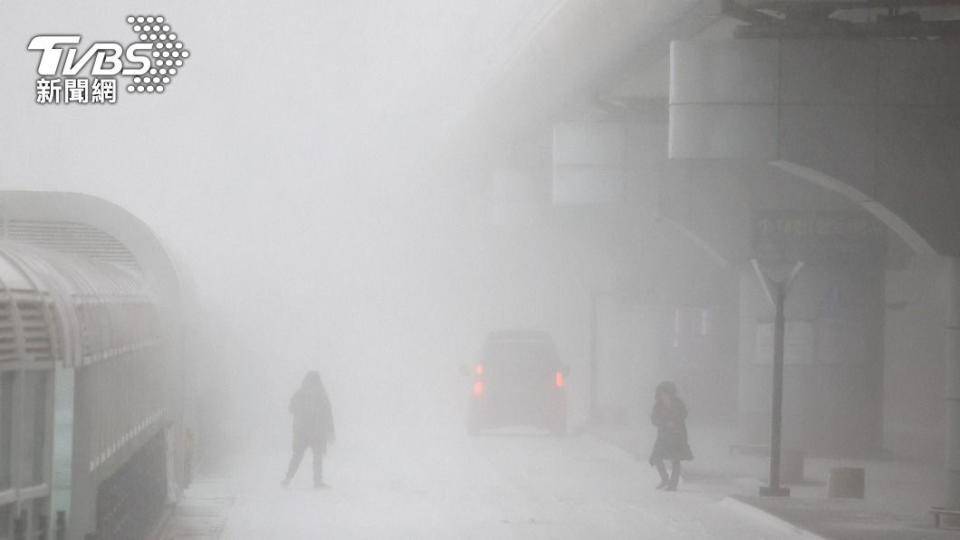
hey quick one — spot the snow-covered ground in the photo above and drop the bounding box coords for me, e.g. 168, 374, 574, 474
217, 424, 815, 539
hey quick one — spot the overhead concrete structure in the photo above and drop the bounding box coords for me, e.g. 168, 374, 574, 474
669, 34, 960, 509
669, 38, 960, 255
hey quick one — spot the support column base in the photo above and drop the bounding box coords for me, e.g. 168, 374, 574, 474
758, 486, 791, 497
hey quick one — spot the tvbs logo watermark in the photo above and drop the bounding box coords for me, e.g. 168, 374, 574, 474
28, 15, 190, 105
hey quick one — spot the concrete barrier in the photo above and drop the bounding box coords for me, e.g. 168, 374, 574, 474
828, 467, 865, 499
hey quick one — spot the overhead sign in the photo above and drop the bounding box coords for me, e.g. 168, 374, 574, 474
753, 211, 886, 265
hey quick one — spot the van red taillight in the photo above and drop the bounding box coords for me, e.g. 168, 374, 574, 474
472, 380, 484, 397
555, 371, 565, 388
475, 364, 484, 376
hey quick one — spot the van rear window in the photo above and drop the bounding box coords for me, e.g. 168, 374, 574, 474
485, 341, 554, 374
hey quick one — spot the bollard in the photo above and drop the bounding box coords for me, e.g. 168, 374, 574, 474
829, 467, 865, 499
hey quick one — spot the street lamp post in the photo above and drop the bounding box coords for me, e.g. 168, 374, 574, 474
752, 259, 803, 497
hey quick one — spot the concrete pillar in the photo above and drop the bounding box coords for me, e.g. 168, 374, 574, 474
945, 257, 960, 509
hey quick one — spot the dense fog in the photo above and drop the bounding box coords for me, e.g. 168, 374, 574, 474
0, 0, 616, 481
3, 1, 959, 538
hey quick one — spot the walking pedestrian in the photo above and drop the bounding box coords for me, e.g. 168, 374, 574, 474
649, 381, 692, 491
283, 371, 335, 488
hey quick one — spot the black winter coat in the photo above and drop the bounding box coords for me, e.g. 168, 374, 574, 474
649, 398, 693, 464
290, 386, 335, 447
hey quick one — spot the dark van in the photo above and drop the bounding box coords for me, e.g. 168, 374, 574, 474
466, 330, 568, 435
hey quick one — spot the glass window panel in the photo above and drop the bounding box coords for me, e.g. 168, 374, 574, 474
21, 371, 49, 487
52, 368, 74, 518
0, 372, 14, 491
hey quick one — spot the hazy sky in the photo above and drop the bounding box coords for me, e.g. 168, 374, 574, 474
0, 0, 562, 318
0, 1, 600, 441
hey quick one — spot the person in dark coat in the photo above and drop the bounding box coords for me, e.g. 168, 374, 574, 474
283, 371, 335, 488
649, 380, 692, 491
